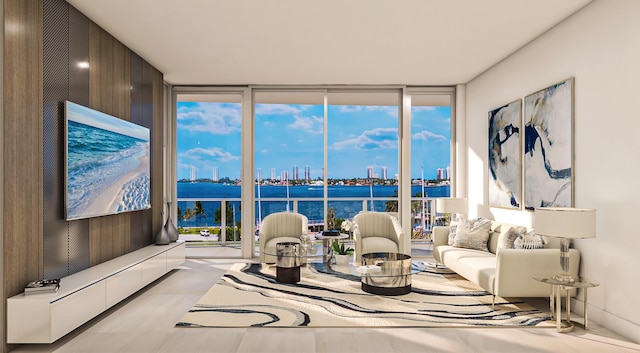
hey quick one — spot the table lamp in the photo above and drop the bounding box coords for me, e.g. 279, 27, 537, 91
534, 207, 596, 283
436, 198, 468, 225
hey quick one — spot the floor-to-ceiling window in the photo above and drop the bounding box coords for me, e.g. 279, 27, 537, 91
172, 86, 454, 259
408, 90, 453, 252
253, 91, 325, 230
174, 91, 244, 257
326, 91, 400, 229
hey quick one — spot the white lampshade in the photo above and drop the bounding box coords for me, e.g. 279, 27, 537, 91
534, 207, 596, 239
436, 198, 468, 215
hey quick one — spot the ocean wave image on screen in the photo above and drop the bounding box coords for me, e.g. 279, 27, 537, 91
66, 102, 150, 220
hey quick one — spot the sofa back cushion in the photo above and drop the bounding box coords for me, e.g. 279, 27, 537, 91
486, 221, 562, 254
452, 218, 492, 252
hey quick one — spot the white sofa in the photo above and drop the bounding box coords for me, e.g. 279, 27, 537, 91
432, 220, 580, 304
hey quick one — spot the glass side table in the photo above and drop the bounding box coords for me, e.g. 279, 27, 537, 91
314, 233, 349, 263
533, 276, 599, 333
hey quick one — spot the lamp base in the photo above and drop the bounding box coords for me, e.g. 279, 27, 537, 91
556, 238, 575, 283
553, 273, 575, 283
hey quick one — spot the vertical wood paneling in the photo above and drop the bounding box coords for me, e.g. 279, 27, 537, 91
42, 0, 70, 280
3, 0, 43, 298
152, 67, 164, 241
129, 53, 149, 250
88, 22, 132, 266
67, 4, 91, 276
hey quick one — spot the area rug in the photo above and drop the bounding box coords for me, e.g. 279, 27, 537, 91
177, 262, 553, 328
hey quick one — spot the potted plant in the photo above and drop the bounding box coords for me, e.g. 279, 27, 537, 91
332, 241, 354, 265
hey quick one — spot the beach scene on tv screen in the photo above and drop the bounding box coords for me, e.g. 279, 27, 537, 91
66, 101, 150, 220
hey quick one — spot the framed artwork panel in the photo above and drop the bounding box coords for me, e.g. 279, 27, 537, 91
523, 78, 574, 210
488, 99, 522, 209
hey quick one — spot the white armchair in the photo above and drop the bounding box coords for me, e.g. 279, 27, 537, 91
259, 212, 308, 263
353, 212, 405, 265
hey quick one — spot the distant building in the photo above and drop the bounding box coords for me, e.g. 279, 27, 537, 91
256, 168, 262, 181
436, 168, 445, 180
293, 165, 299, 180
381, 166, 388, 180
213, 167, 219, 181
367, 166, 374, 179
446, 166, 451, 180
190, 166, 196, 181
281, 170, 289, 182
305, 166, 310, 180
270, 168, 276, 180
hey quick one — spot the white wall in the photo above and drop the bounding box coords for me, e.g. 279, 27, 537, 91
465, 0, 640, 342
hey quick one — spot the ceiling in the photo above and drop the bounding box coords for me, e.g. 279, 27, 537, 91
66, 0, 593, 86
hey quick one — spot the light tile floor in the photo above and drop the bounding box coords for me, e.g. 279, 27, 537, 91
11, 254, 640, 353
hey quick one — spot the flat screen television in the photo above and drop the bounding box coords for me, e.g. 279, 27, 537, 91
65, 101, 151, 221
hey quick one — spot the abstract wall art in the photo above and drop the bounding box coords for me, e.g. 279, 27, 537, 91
523, 78, 574, 210
488, 99, 522, 209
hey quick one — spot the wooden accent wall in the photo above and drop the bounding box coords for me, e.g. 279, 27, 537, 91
88, 22, 133, 266
152, 68, 164, 239
3, 0, 44, 306
3, 0, 165, 337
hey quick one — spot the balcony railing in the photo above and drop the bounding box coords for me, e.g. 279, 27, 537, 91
176, 197, 441, 246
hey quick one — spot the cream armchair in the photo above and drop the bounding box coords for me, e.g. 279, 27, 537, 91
353, 212, 405, 265
259, 212, 308, 263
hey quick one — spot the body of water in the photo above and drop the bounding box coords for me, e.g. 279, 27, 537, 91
176, 183, 450, 228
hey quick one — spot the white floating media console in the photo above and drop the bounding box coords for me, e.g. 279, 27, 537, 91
7, 241, 186, 344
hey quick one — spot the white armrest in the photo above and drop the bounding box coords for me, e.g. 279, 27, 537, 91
432, 226, 450, 263
495, 248, 580, 297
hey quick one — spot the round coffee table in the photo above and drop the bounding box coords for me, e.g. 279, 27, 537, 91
263, 243, 324, 283
359, 252, 414, 295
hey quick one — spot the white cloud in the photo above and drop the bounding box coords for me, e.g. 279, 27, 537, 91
288, 115, 323, 134
333, 127, 398, 150
339, 106, 362, 113
177, 103, 241, 134
181, 147, 239, 162
255, 104, 303, 115
412, 130, 446, 141
412, 106, 438, 112
365, 106, 398, 117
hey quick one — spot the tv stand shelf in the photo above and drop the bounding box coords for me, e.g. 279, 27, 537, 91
7, 241, 185, 344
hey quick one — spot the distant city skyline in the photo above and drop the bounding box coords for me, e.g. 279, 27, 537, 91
177, 101, 451, 181
185, 164, 450, 182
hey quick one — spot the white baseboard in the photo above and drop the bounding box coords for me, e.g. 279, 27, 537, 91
571, 298, 640, 345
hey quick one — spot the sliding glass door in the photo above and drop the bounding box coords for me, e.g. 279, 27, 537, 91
174, 91, 245, 257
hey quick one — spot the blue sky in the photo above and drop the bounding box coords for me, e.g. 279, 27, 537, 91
67, 101, 149, 141
176, 101, 450, 181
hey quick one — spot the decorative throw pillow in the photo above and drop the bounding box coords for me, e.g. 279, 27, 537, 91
452, 218, 492, 252
497, 226, 526, 250
447, 223, 458, 245
514, 230, 546, 249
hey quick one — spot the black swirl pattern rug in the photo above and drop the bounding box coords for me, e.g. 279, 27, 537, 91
177, 262, 553, 328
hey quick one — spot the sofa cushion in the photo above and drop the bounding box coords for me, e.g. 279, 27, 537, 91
437, 245, 496, 293
497, 226, 526, 250
447, 224, 458, 245
514, 230, 546, 249
452, 218, 491, 252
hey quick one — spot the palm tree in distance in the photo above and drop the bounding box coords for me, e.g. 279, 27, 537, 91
183, 208, 194, 228
194, 201, 206, 225
384, 190, 427, 233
